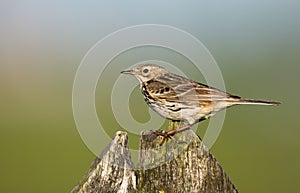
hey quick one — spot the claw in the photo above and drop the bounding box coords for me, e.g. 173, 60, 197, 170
152, 122, 192, 145
152, 130, 178, 145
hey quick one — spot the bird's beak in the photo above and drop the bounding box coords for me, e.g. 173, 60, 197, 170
120, 70, 134, 75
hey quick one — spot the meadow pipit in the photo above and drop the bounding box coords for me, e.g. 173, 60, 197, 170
121, 64, 280, 141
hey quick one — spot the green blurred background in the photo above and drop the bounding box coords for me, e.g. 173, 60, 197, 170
1, 1, 299, 192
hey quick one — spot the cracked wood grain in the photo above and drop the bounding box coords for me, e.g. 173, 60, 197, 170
72, 130, 238, 193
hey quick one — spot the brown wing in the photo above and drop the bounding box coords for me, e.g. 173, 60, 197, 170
148, 73, 240, 104
144, 79, 179, 102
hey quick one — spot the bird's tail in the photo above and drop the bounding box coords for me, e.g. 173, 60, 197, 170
231, 99, 281, 106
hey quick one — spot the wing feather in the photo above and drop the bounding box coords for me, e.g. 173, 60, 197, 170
149, 73, 240, 103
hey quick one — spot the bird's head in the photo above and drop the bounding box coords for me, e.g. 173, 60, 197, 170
121, 64, 168, 83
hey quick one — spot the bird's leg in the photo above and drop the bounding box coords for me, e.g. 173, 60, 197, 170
153, 120, 179, 145
153, 129, 177, 145
153, 118, 205, 145
166, 123, 191, 136
153, 121, 190, 145
166, 117, 206, 136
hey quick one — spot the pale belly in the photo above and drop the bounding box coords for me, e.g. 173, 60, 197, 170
147, 100, 228, 125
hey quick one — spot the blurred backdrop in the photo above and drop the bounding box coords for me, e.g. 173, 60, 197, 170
1, 1, 299, 192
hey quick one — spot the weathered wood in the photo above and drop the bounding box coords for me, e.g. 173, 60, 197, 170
137, 130, 238, 193
72, 130, 238, 193
71, 131, 136, 193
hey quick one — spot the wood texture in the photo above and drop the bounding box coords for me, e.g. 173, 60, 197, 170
71, 131, 136, 193
71, 130, 238, 193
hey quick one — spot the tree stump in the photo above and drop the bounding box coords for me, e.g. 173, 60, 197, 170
71, 130, 238, 193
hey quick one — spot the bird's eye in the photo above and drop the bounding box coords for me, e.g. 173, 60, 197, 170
143, 68, 149, 74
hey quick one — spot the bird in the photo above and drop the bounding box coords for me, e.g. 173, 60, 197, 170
121, 64, 280, 141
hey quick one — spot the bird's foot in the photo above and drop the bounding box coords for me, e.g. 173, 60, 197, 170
152, 124, 192, 145
152, 130, 178, 145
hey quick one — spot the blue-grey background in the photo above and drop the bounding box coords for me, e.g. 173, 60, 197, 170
1, 1, 299, 192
